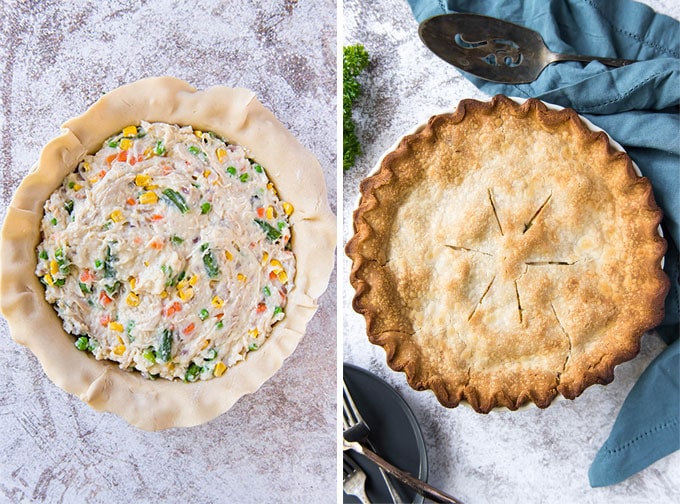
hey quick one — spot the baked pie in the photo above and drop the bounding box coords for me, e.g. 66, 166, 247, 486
346, 95, 668, 413
0, 77, 336, 429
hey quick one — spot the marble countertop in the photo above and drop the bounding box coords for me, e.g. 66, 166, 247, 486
342, 0, 679, 503
0, 1, 336, 503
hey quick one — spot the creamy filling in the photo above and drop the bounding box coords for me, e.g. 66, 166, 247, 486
36, 122, 296, 381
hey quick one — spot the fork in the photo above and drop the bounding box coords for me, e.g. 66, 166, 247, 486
343, 452, 371, 504
343, 380, 463, 504
343, 380, 404, 503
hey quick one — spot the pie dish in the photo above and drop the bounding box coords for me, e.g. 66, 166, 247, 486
0, 77, 336, 429
346, 95, 668, 413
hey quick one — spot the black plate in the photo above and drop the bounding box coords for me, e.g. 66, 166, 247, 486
343, 363, 427, 504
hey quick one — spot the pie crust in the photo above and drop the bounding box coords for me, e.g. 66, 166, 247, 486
346, 95, 668, 413
0, 77, 336, 430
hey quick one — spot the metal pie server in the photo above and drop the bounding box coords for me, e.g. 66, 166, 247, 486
419, 13, 636, 83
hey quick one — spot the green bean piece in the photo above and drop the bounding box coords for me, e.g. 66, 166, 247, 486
79, 282, 91, 294
254, 219, 282, 241
158, 329, 173, 362
142, 347, 157, 363
171, 235, 184, 244
104, 245, 117, 278
162, 188, 189, 214
64, 200, 74, 214
202, 248, 220, 278
154, 140, 166, 156
185, 363, 202, 382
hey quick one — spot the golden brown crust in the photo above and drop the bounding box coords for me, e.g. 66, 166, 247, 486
346, 95, 668, 413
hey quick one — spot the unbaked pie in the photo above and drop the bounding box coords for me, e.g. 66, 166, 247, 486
0, 77, 335, 429
346, 95, 668, 413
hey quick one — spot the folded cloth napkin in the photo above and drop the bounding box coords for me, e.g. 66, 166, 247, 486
406, 0, 679, 487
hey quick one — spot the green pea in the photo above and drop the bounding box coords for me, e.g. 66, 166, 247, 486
74, 336, 89, 351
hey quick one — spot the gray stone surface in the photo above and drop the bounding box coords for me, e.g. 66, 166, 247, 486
343, 0, 680, 503
0, 1, 336, 503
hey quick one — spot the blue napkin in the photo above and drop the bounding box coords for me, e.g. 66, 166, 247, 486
406, 0, 679, 486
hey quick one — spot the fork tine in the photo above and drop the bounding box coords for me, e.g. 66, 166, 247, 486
343, 379, 363, 426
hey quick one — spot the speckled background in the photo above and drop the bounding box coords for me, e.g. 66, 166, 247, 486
343, 0, 680, 503
0, 1, 336, 503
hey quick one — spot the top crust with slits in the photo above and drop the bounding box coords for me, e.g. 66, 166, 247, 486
346, 95, 669, 413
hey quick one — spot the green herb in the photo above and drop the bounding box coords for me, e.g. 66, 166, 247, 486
54, 248, 70, 275
108, 140, 119, 148
154, 140, 166, 156
343, 44, 370, 171
162, 188, 189, 214
254, 219, 282, 241
263, 286, 271, 297
79, 282, 91, 294
75, 336, 89, 351
198, 308, 209, 321
185, 363, 202, 382
200, 202, 212, 214
53, 278, 66, 286
158, 329, 173, 362
94, 259, 103, 269
171, 235, 184, 244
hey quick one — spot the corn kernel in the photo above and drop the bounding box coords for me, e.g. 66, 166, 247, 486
248, 328, 259, 338
216, 148, 227, 163
119, 138, 133, 151
126, 292, 140, 307
43, 273, 54, 286
113, 344, 126, 355
266, 206, 274, 219
135, 174, 151, 187
109, 209, 123, 222
160, 290, 168, 299
200, 339, 211, 350
224, 250, 233, 261
144, 261, 150, 267
237, 273, 246, 283
194, 130, 203, 138
129, 277, 136, 291
267, 182, 275, 192
203, 169, 212, 178
122, 125, 137, 137
139, 191, 158, 204
50, 260, 59, 275
189, 275, 198, 286
109, 321, 124, 332
82, 161, 91, 172
270, 259, 282, 271
211, 295, 224, 308
143, 147, 154, 158
72, 183, 83, 191
88, 177, 99, 184
214, 361, 227, 377
176, 278, 189, 291
178, 287, 194, 302
261, 252, 269, 265
282, 202, 293, 216
277, 270, 288, 283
